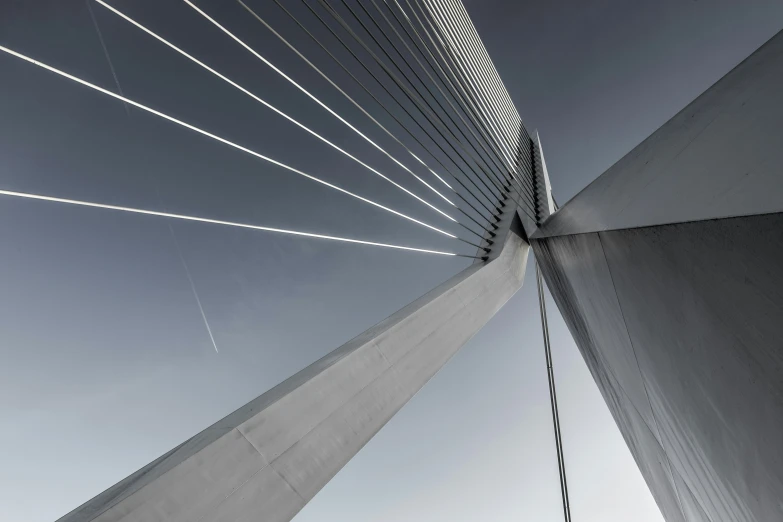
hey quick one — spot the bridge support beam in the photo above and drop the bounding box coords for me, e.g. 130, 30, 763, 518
533, 29, 783, 522
58, 207, 529, 522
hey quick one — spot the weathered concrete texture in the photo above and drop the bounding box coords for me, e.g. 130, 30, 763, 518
534, 211, 783, 522
534, 29, 783, 238
55, 207, 529, 522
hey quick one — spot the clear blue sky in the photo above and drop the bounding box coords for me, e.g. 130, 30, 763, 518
0, 1, 781, 521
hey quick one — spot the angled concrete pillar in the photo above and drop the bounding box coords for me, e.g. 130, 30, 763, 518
56, 203, 530, 522
533, 29, 783, 522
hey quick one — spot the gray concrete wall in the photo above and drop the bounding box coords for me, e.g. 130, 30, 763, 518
534, 213, 783, 522
535, 29, 783, 238
56, 206, 529, 522
532, 28, 783, 522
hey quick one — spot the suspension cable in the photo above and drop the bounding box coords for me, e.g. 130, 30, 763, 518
446, 0, 528, 138
322, 0, 508, 207
314, 0, 505, 210
426, 0, 521, 159
359, 0, 512, 198
383, 0, 536, 204
415, 0, 519, 169
417, 0, 536, 191
96, 0, 458, 224
433, 0, 536, 185
0, 44, 469, 241
406, 0, 535, 195
180, 0, 461, 211
298, 0, 502, 219
0, 188, 480, 257
237, 0, 498, 233
368, 0, 518, 197
535, 262, 573, 522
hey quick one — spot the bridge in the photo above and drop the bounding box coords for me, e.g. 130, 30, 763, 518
1, 1, 782, 521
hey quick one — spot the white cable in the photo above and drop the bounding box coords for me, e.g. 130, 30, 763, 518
94, 0, 456, 219
450, 0, 522, 127
433, 0, 519, 148
425, 0, 517, 162
424, 0, 533, 197
181, 0, 458, 207
421, 0, 519, 174
430, 0, 532, 195
234, 0, 454, 193
0, 44, 456, 238
443, 0, 521, 133
442, 0, 531, 190
0, 188, 459, 256
441, 0, 519, 135
395, 0, 519, 177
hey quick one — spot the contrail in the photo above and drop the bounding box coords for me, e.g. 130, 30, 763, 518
167, 222, 219, 353
82, 11, 219, 355
0, 44, 456, 238
0, 188, 464, 256
86, 0, 130, 116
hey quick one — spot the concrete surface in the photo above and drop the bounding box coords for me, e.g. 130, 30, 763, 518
533, 27, 783, 522
534, 213, 783, 522
534, 29, 783, 238
55, 203, 530, 522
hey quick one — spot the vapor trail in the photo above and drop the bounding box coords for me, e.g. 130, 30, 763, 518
85, 7, 219, 354
167, 222, 219, 353
86, 0, 129, 115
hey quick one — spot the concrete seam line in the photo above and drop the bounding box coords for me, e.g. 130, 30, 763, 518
596, 231, 689, 519
246, 344, 391, 468
270, 465, 309, 505
192, 459, 267, 522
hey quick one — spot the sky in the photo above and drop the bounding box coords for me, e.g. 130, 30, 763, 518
0, 1, 781, 521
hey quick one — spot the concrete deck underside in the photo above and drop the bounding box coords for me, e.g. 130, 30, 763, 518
534, 28, 783, 522
56, 206, 529, 521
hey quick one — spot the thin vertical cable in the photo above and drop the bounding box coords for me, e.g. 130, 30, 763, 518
535, 262, 573, 522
